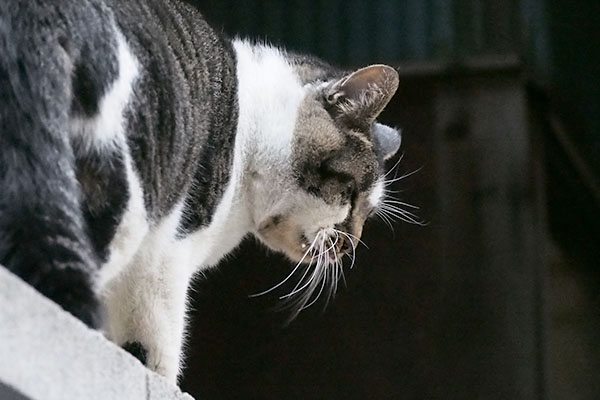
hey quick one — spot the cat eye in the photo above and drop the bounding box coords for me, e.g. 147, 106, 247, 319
342, 182, 357, 203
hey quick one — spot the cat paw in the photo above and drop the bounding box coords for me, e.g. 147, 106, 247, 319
149, 352, 180, 383
121, 342, 178, 383
122, 341, 148, 365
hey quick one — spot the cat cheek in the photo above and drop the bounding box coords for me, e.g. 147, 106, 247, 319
258, 217, 291, 246
259, 219, 308, 260
258, 214, 283, 232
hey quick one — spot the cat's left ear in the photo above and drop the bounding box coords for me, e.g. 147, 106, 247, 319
326, 64, 399, 124
373, 123, 401, 160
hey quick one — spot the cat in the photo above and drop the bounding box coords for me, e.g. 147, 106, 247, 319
0, 0, 401, 383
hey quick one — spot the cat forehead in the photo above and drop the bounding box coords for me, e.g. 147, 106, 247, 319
291, 96, 379, 189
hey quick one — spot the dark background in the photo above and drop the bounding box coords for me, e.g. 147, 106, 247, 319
181, 1, 600, 399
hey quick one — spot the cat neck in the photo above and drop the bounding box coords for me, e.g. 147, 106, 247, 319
183, 41, 306, 267
233, 40, 307, 226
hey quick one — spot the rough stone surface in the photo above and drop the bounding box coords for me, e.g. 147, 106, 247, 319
0, 266, 194, 400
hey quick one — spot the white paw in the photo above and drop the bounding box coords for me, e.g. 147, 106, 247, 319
148, 351, 180, 384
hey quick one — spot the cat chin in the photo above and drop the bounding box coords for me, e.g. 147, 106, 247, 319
256, 214, 303, 253
256, 225, 347, 265
254, 232, 309, 264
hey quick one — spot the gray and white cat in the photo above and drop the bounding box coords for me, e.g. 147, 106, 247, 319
0, 0, 401, 383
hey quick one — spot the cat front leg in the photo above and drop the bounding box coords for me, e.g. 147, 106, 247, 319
103, 239, 192, 383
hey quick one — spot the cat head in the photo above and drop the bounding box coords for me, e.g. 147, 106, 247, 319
255, 63, 401, 271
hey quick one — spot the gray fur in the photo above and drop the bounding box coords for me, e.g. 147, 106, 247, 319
108, 0, 238, 229
291, 65, 401, 238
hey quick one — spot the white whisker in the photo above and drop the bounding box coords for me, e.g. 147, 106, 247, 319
383, 199, 420, 209
301, 267, 328, 311
375, 209, 395, 231
283, 231, 327, 312
249, 232, 318, 297
341, 231, 369, 249
334, 229, 357, 270
381, 166, 423, 186
382, 152, 405, 178
380, 203, 423, 220
379, 204, 426, 226
281, 253, 316, 299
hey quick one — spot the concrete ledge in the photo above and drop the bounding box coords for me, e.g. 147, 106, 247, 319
0, 266, 193, 400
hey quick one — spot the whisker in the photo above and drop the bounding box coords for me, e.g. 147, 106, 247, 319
249, 232, 319, 297
324, 237, 336, 307
336, 233, 347, 285
334, 229, 357, 270
379, 205, 427, 226
341, 231, 369, 249
375, 209, 395, 231
281, 231, 330, 300
380, 203, 423, 221
381, 166, 423, 186
281, 253, 316, 299
283, 231, 327, 310
383, 199, 420, 210
338, 256, 348, 286
301, 268, 328, 311
382, 152, 405, 179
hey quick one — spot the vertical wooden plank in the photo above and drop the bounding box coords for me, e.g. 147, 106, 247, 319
453, 0, 477, 56
434, 72, 544, 399
484, 0, 518, 54
373, 0, 403, 64
430, 0, 455, 59
289, 0, 316, 54
344, 0, 371, 65
316, 0, 344, 64
233, 0, 259, 37
519, 0, 552, 78
262, 0, 286, 47
471, 0, 485, 54
406, 0, 429, 60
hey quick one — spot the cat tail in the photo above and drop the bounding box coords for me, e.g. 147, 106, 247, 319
0, 10, 102, 327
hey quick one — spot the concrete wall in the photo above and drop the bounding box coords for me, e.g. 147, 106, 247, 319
0, 267, 194, 400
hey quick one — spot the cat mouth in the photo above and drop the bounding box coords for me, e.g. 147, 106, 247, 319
297, 229, 353, 264
257, 217, 354, 264
250, 227, 360, 321
299, 234, 311, 251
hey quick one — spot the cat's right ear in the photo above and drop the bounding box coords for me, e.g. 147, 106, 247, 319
325, 65, 399, 125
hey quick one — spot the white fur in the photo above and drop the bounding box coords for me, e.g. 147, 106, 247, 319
63, 26, 147, 286
97, 152, 148, 287
369, 179, 385, 207
233, 41, 305, 161
70, 30, 139, 151
103, 202, 190, 382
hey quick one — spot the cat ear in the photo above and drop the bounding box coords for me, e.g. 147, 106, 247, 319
373, 123, 401, 160
326, 65, 399, 124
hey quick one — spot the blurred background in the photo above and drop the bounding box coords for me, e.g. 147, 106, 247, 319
182, 1, 600, 399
